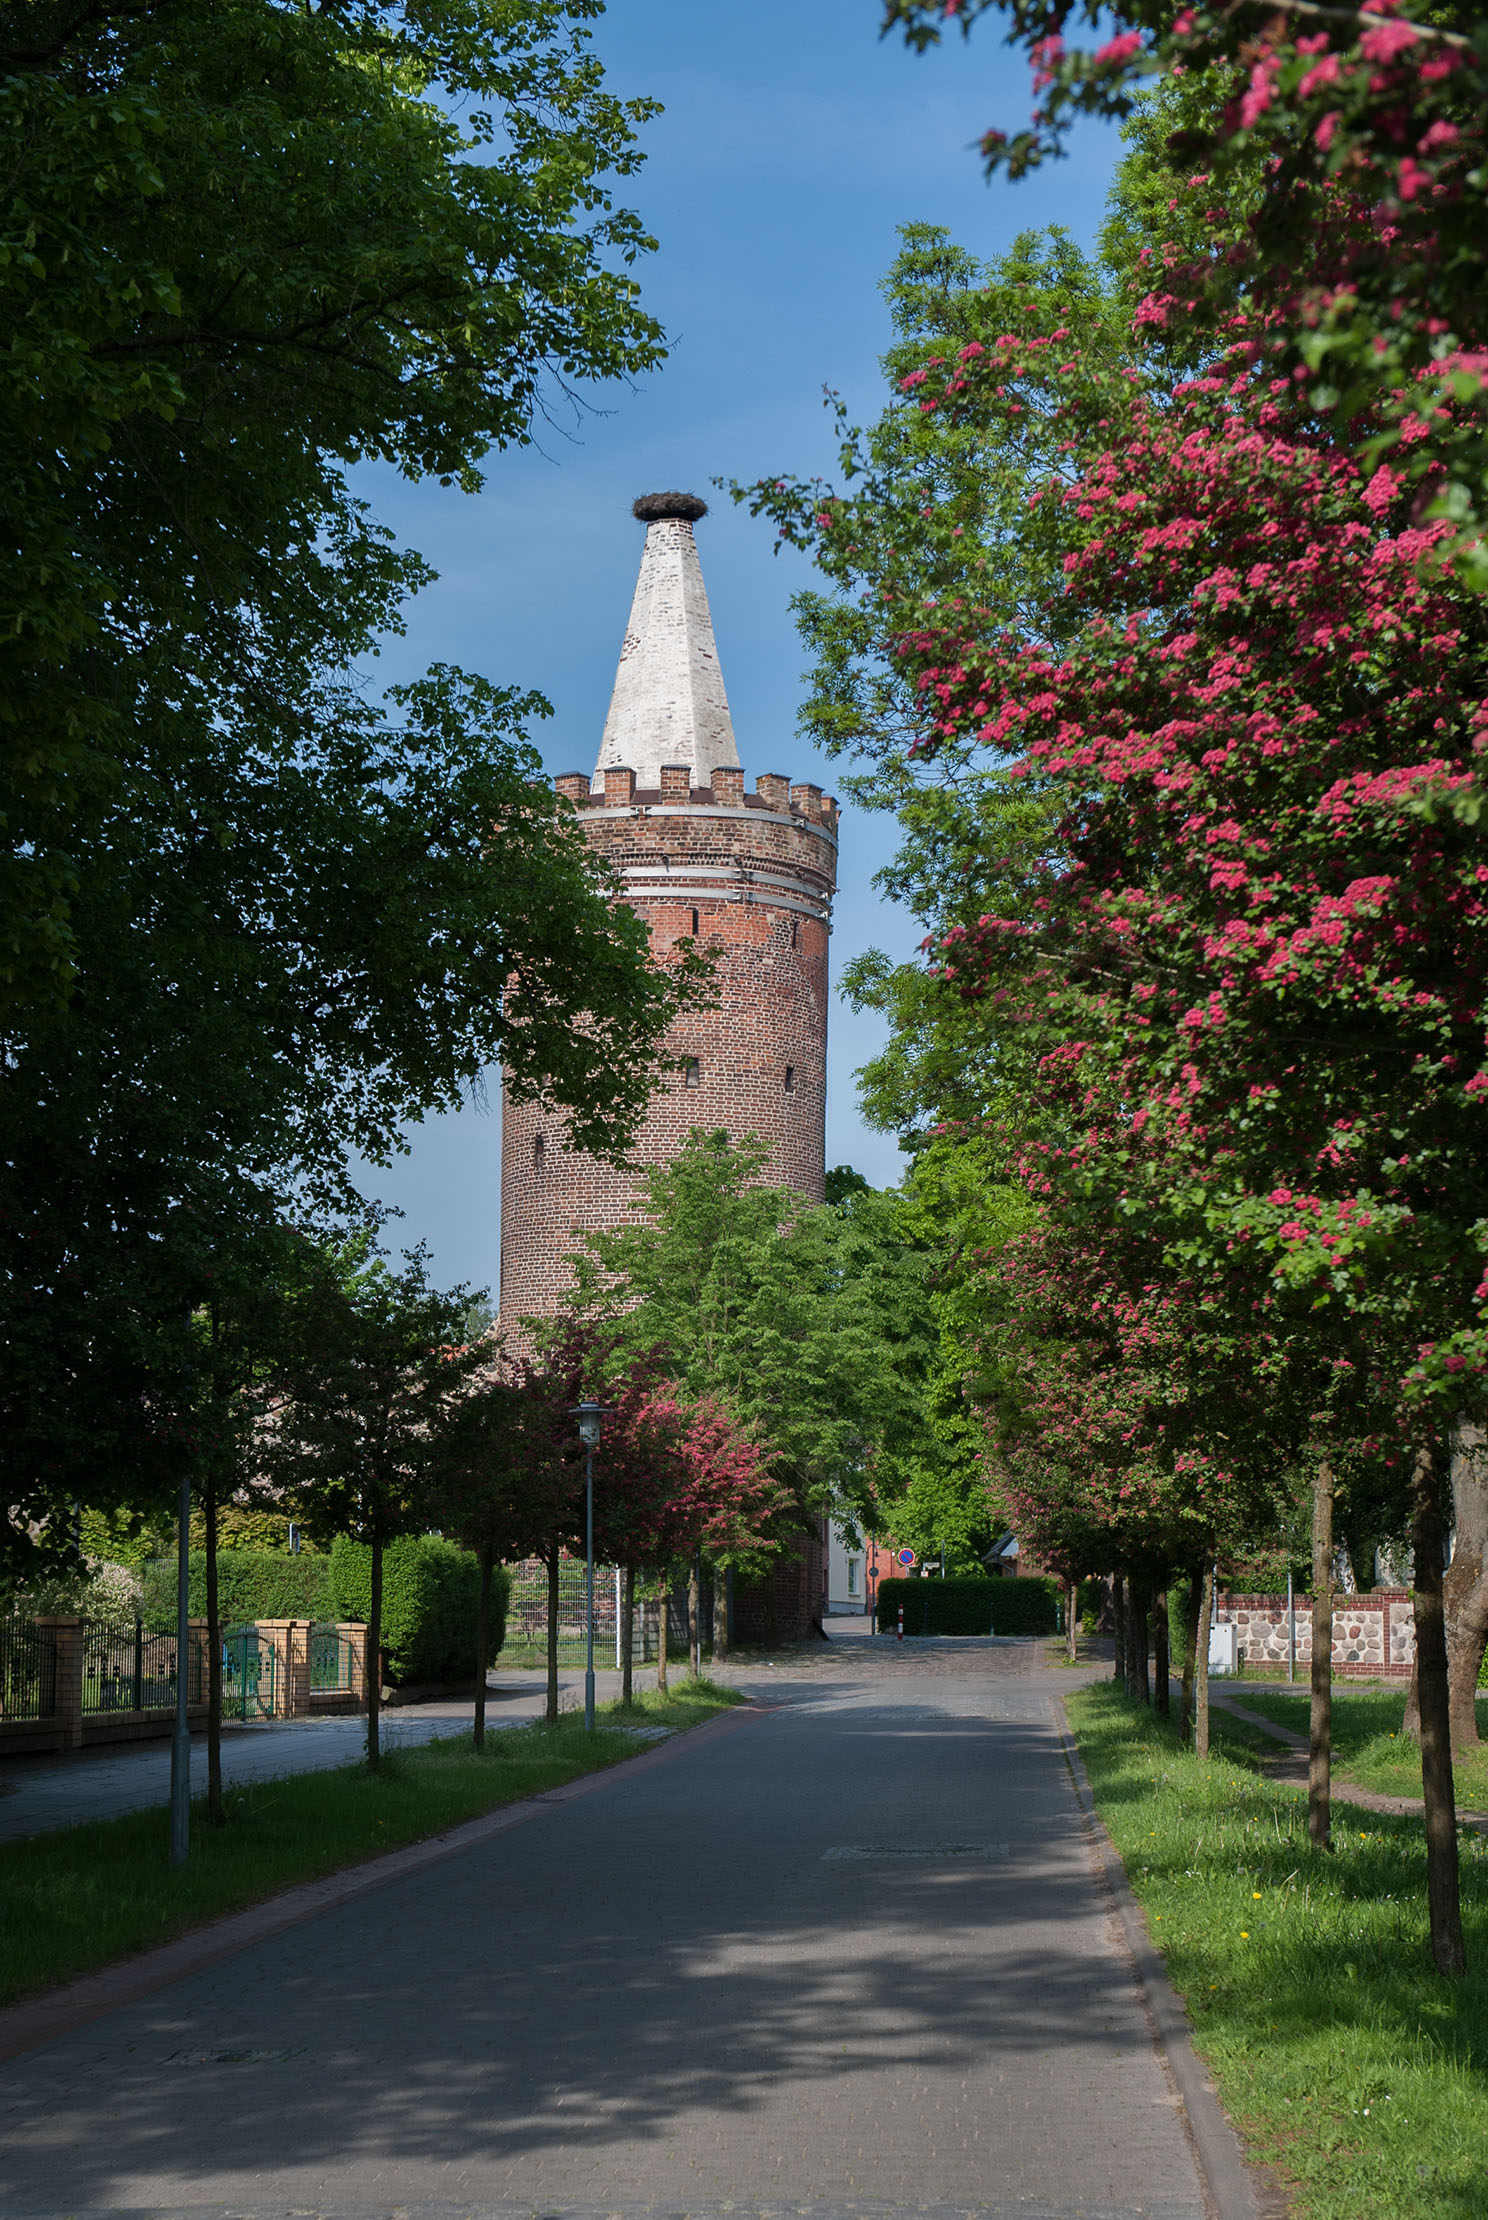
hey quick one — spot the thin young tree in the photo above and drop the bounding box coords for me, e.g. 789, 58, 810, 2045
268, 1239, 483, 1766
427, 1360, 581, 1747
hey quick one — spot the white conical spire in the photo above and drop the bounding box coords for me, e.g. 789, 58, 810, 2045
595, 492, 741, 792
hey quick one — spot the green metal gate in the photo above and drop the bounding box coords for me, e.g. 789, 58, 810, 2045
222, 1625, 276, 1721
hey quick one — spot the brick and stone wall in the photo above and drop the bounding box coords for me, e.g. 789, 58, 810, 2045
499, 767, 837, 1326
1217, 1590, 1416, 1677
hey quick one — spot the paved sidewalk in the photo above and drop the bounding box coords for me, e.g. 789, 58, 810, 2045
0, 1639, 1221, 2220
0, 1670, 637, 1843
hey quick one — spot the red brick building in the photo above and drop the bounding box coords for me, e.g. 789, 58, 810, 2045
498, 492, 839, 1642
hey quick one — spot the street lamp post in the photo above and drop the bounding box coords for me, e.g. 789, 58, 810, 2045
570, 1401, 608, 1732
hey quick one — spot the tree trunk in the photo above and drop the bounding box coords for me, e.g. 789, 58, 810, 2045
688, 1549, 701, 1679
1153, 1588, 1170, 1717
367, 1527, 383, 1769
655, 1565, 669, 1695
621, 1564, 635, 1706
1308, 1460, 1334, 1850
1112, 1575, 1128, 1691
1412, 1438, 1466, 1975
1066, 1577, 1078, 1665
205, 1482, 224, 1825
1179, 1570, 1201, 1744
1133, 1586, 1151, 1707
1194, 1565, 1212, 1760
1444, 1421, 1488, 1751
714, 1563, 730, 1663
473, 1544, 492, 1752
545, 1544, 560, 1725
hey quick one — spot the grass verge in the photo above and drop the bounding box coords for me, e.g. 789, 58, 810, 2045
1068, 1683, 1488, 2220
0, 1682, 741, 2010
1219, 1685, 1488, 1809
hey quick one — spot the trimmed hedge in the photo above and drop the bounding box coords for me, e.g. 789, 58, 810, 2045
328, 1535, 508, 1687
987, 1575, 1060, 1636
875, 1574, 1060, 1638
876, 1577, 993, 1637
141, 1549, 333, 1630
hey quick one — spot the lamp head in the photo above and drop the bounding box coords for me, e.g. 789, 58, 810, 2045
570, 1399, 608, 1447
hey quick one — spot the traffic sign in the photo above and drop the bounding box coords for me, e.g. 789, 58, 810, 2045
896, 1547, 917, 1567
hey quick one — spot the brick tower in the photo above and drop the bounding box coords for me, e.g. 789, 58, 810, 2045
498, 491, 839, 1330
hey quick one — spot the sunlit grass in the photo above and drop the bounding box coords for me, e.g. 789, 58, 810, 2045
1222, 1686, 1488, 1810
1069, 1684, 1488, 2220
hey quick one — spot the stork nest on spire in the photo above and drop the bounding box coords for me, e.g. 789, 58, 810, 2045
632, 491, 708, 523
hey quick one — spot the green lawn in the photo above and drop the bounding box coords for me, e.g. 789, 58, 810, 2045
1068, 1684, 1488, 2220
0, 1680, 742, 2010
1221, 1686, 1488, 1810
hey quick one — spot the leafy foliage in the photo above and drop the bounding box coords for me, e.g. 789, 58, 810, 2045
565, 1130, 962, 1534
140, 1548, 334, 1629
328, 1534, 508, 1684
879, 0, 1488, 581
0, 0, 688, 1577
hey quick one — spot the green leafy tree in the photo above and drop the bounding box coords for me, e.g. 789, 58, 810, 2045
425, 1363, 580, 1742
1, 0, 665, 1006
266, 1238, 484, 1765
565, 1131, 950, 1541
1, 0, 694, 1573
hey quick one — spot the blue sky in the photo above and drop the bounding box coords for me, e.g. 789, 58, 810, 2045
356, 0, 1118, 1298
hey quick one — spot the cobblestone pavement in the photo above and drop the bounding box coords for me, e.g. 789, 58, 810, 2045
0, 1633, 1208, 2220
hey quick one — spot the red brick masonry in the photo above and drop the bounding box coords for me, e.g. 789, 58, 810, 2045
500, 765, 837, 1324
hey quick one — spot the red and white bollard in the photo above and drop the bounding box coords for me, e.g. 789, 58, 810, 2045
897, 1603, 905, 1642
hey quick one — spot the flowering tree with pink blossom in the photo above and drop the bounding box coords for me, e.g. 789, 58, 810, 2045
747, 138, 1486, 1958
800, 273, 1482, 1964
880, 0, 1488, 585
532, 1319, 790, 1698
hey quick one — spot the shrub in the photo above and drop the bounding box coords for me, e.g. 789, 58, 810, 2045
328, 1535, 508, 1686
140, 1549, 333, 1630
875, 1575, 1060, 1637
876, 1576, 992, 1637
987, 1576, 1060, 1636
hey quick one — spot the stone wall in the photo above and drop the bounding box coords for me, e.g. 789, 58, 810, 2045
499, 767, 837, 1328
1217, 1590, 1415, 1677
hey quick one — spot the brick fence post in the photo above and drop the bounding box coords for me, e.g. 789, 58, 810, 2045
250, 1621, 297, 1717
338, 1622, 368, 1708
33, 1617, 83, 1748
283, 1622, 311, 1716
187, 1618, 210, 1710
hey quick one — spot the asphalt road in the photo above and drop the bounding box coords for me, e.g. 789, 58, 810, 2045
0, 1637, 1208, 2220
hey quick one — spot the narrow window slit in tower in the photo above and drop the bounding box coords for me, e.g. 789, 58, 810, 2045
533, 1132, 546, 1168
791, 917, 800, 949
684, 1057, 701, 1089
784, 1065, 795, 1094
690, 907, 699, 937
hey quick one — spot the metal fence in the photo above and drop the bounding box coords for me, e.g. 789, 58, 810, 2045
502, 1562, 704, 1665
310, 1622, 362, 1696
0, 1618, 57, 1721
81, 1617, 203, 1714
221, 1624, 275, 1721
